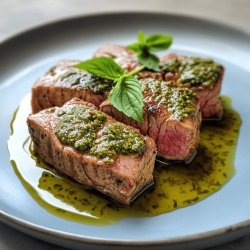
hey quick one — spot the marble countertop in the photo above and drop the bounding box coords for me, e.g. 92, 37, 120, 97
0, 0, 250, 249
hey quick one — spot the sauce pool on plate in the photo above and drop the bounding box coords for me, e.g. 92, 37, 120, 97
8, 95, 241, 225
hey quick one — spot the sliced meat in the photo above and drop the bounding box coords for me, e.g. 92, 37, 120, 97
94, 44, 139, 72
100, 79, 201, 161
94, 45, 224, 119
27, 98, 157, 205
160, 54, 224, 119
31, 60, 112, 113
138, 70, 163, 81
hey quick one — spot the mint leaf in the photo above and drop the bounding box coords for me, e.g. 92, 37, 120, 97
146, 34, 172, 52
138, 53, 160, 71
108, 76, 144, 122
128, 31, 173, 71
75, 57, 125, 81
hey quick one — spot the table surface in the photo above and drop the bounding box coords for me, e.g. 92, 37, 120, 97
0, 0, 250, 249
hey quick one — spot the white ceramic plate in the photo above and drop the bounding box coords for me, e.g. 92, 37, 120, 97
0, 13, 250, 250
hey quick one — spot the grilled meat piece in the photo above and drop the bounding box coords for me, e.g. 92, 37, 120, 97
31, 60, 112, 113
94, 44, 138, 72
160, 54, 224, 119
27, 98, 157, 205
94, 45, 224, 119
100, 79, 201, 161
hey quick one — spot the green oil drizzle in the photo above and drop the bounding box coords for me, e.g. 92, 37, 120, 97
9, 95, 241, 225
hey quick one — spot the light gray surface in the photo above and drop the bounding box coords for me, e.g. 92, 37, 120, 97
0, 1, 250, 250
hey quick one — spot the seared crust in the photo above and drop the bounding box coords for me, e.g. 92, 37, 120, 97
31, 60, 107, 113
100, 89, 201, 161
27, 98, 157, 205
94, 44, 138, 72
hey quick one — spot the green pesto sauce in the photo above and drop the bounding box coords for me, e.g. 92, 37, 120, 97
9, 95, 241, 225
55, 105, 145, 163
89, 124, 145, 163
142, 79, 196, 120
60, 72, 113, 93
161, 57, 221, 87
55, 106, 106, 152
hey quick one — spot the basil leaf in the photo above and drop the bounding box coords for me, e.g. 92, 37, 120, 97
75, 57, 125, 81
108, 76, 144, 122
127, 43, 142, 53
138, 53, 160, 71
146, 34, 173, 52
127, 31, 173, 71
75, 56, 144, 122
138, 30, 146, 44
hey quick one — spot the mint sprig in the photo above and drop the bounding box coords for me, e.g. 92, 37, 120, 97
128, 31, 173, 71
75, 57, 144, 122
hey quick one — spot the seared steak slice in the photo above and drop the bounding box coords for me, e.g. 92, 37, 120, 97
94, 44, 139, 72
101, 79, 201, 161
31, 60, 112, 113
27, 98, 156, 205
94, 45, 224, 119
160, 54, 224, 119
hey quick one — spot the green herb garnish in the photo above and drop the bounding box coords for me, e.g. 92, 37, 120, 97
128, 31, 173, 71
75, 57, 144, 122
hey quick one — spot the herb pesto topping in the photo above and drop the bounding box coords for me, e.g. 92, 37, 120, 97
54, 105, 145, 163
142, 79, 197, 120
161, 57, 221, 87
60, 72, 113, 93
55, 106, 106, 151
90, 124, 145, 164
